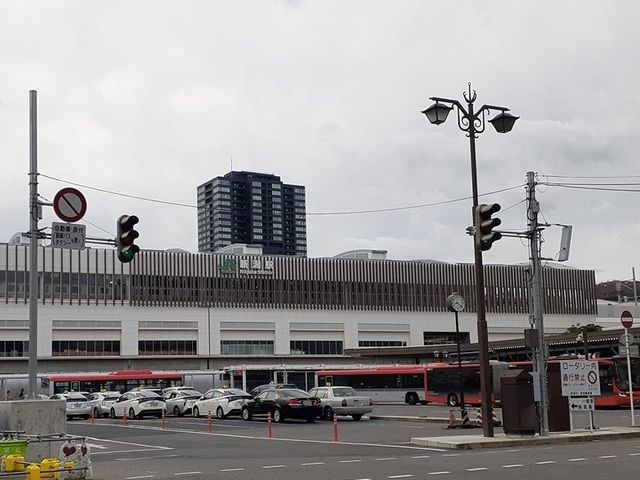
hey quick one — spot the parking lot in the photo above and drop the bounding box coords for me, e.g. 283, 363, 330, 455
67, 404, 638, 480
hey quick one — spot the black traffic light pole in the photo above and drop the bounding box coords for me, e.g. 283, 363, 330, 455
422, 83, 518, 437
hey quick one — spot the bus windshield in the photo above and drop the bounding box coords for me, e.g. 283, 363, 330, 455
614, 358, 640, 391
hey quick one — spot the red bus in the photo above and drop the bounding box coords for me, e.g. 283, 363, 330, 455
424, 361, 508, 406
509, 357, 640, 408
46, 370, 184, 395
315, 366, 427, 405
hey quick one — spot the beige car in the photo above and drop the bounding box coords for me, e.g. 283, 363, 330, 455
308, 386, 373, 421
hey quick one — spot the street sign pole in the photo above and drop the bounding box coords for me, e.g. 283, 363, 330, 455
625, 329, 635, 427
621, 310, 635, 426
28, 90, 39, 400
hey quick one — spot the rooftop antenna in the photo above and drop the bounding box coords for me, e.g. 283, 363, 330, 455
230, 157, 233, 172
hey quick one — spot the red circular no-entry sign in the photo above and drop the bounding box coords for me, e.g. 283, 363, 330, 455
621, 310, 634, 329
53, 187, 87, 223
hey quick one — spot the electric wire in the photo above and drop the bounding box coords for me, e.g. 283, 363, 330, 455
39, 172, 524, 217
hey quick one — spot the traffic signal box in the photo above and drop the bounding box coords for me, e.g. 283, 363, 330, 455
116, 215, 140, 263
475, 203, 502, 251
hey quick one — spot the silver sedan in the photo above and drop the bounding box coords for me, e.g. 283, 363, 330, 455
308, 386, 373, 421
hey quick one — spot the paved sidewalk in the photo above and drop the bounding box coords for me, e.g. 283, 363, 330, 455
411, 426, 640, 449
370, 414, 449, 423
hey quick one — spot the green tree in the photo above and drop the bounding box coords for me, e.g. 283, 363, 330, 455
564, 323, 603, 335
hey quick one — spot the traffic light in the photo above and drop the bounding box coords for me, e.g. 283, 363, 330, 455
475, 203, 502, 251
116, 215, 140, 263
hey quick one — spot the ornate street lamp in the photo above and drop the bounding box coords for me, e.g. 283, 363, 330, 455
421, 83, 518, 438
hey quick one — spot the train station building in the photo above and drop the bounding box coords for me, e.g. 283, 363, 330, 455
0, 242, 601, 373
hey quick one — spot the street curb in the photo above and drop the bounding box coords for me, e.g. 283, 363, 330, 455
370, 415, 449, 424
411, 426, 640, 449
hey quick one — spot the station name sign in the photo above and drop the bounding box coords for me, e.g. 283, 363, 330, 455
219, 257, 275, 275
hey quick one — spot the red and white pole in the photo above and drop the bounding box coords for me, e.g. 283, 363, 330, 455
208, 411, 213, 433
90, 408, 95, 425
267, 411, 273, 439
161, 409, 167, 429
333, 414, 339, 443
123, 411, 128, 427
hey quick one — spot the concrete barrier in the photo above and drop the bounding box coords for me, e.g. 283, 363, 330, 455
0, 401, 66, 461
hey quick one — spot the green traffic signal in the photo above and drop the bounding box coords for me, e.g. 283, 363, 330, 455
116, 215, 140, 263
475, 203, 502, 252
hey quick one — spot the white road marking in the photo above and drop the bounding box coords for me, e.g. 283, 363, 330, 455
340, 459, 363, 463
85, 436, 172, 450
86, 442, 108, 450
568, 458, 587, 462
410, 455, 431, 459
220, 468, 245, 472
502, 464, 523, 468
466, 468, 488, 472
126, 477, 154, 480
536, 461, 556, 464
262, 465, 287, 469
301, 462, 325, 466
428, 472, 451, 475
376, 457, 396, 461
174, 473, 201, 476
599, 455, 617, 459
116, 457, 153, 461
443, 453, 461, 457
84, 423, 444, 451
630, 453, 640, 456
388, 475, 413, 479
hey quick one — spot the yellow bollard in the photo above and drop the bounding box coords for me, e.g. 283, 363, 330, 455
27, 463, 41, 480
40, 458, 60, 479
4, 454, 16, 472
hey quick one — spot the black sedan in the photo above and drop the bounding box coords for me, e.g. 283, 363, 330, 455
241, 388, 321, 423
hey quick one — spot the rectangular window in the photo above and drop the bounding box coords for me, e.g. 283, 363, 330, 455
0, 341, 29, 357
220, 340, 274, 355
289, 340, 343, 355
358, 340, 407, 347
52, 340, 120, 356
138, 340, 197, 355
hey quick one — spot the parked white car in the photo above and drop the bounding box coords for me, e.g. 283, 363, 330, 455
109, 390, 165, 419
308, 386, 373, 421
51, 393, 92, 420
192, 388, 253, 419
85, 392, 121, 418
163, 389, 201, 416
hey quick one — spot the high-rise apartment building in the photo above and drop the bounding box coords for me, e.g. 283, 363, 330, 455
197, 171, 307, 256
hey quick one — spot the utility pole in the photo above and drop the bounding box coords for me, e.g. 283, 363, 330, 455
632, 267, 638, 306
526, 171, 549, 435
28, 90, 39, 399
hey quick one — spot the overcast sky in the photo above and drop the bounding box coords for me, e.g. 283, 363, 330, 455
2, 1, 639, 282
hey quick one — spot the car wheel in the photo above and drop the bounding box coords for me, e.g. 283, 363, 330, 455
173, 406, 181, 417
193, 406, 200, 418
110, 408, 116, 419
447, 393, 459, 407
323, 406, 334, 421
273, 407, 284, 423
241, 407, 252, 421
128, 408, 137, 420
216, 406, 225, 420
352, 414, 363, 421
406, 393, 418, 405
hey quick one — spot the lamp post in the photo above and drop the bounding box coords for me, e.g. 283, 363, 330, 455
422, 83, 518, 437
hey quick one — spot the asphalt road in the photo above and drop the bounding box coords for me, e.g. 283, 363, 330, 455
67, 406, 640, 480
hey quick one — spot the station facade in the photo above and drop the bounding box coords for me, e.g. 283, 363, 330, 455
0, 243, 598, 372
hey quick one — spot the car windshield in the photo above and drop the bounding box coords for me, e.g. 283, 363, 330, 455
135, 391, 161, 398
65, 395, 87, 402
104, 393, 121, 400
279, 389, 310, 398
179, 390, 201, 397
224, 389, 249, 396
333, 387, 357, 397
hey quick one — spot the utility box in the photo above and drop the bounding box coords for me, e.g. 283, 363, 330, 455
500, 369, 539, 435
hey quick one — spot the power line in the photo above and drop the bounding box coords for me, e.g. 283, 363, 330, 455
40, 173, 198, 208
39, 172, 523, 217
541, 183, 640, 193
542, 174, 640, 179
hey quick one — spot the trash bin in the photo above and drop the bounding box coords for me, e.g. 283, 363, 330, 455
500, 369, 538, 435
